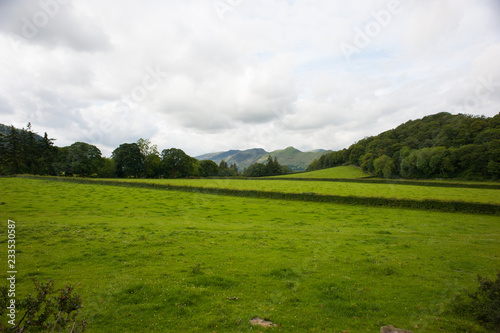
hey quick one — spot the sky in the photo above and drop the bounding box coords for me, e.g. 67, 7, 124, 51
0, 0, 499, 157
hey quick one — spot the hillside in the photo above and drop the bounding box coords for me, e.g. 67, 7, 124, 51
278, 165, 370, 179
0, 123, 44, 141
308, 112, 500, 179
196, 146, 332, 171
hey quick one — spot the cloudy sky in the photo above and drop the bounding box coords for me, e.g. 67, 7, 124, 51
0, 0, 499, 157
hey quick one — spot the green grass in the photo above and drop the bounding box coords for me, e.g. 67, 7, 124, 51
111, 178, 500, 205
1, 178, 499, 332
278, 166, 370, 179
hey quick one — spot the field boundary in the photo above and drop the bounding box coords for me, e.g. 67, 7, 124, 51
260, 177, 500, 189
18, 176, 500, 215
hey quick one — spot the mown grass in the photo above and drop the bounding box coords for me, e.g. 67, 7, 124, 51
0, 178, 499, 332
111, 177, 500, 205
277, 166, 370, 179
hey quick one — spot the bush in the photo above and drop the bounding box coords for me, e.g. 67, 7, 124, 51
452, 271, 500, 332
0, 279, 86, 332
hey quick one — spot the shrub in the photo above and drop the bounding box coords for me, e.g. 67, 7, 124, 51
0, 279, 86, 332
452, 271, 500, 332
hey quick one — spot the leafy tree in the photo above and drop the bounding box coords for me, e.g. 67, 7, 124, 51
243, 163, 267, 177
230, 163, 239, 176
360, 153, 375, 174
112, 143, 144, 178
144, 154, 162, 178
219, 160, 228, 171
97, 157, 116, 178
161, 148, 195, 178
59, 142, 104, 177
306, 158, 321, 171
244, 156, 289, 177
373, 154, 395, 178
137, 138, 161, 178
266, 155, 282, 176
218, 160, 238, 177
3, 126, 22, 174
36, 133, 57, 175
199, 160, 219, 177
21, 123, 37, 174
457, 144, 488, 178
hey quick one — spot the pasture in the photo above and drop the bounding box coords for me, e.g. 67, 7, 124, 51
276, 166, 370, 179
0, 176, 499, 332
112, 178, 500, 206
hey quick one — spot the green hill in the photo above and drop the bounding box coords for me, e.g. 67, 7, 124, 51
0, 123, 44, 141
279, 165, 370, 179
308, 112, 500, 180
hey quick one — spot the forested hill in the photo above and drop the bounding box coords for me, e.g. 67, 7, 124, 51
0, 123, 43, 141
307, 112, 500, 179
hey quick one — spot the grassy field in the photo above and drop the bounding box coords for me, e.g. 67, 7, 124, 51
277, 166, 370, 179
1, 177, 499, 332
111, 178, 500, 205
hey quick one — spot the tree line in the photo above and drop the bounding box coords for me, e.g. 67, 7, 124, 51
0, 124, 291, 178
307, 112, 500, 179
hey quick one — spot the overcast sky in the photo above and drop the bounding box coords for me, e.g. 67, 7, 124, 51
0, 0, 499, 157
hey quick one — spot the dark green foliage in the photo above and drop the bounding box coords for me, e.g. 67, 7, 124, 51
137, 138, 162, 178
218, 160, 238, 176
54, 142, 104, 177
243, 155, 291, 177
307, 112, 500, 179
112, 143, 144, 178
199, 160, 220, 177
0, 124, 57, 175
373, 155, 395, 178
161, 148, 198, 178
96, 157, 116, 178
452, 271, 500, 332
0, 279, 85, 333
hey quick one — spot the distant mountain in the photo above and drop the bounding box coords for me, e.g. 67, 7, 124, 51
196, 146, 332, 171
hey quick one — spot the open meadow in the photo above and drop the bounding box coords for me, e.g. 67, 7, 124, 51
111, 177, 500, 206
1, 176, 499, 332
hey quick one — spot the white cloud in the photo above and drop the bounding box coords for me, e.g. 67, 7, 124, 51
0, 0, 499, 157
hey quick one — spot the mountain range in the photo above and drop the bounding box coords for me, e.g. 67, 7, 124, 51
196, 146, 332, 171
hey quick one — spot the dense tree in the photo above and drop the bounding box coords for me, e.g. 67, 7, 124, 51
112, 143, 144, 178
56, 142, 104, 177
161, 148, 196, 178
218, 160, 238, 176
243, 163, 267, 177
97, 157, 116, 178
243, 155, 290, 177
3, 126, 22, 174
307, 112, 500, 179
199, 160, 220, 177
0, 124, 56, 175
36, 133, 57, 175
137, 138, 162, 178
373, 155, 395, 178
